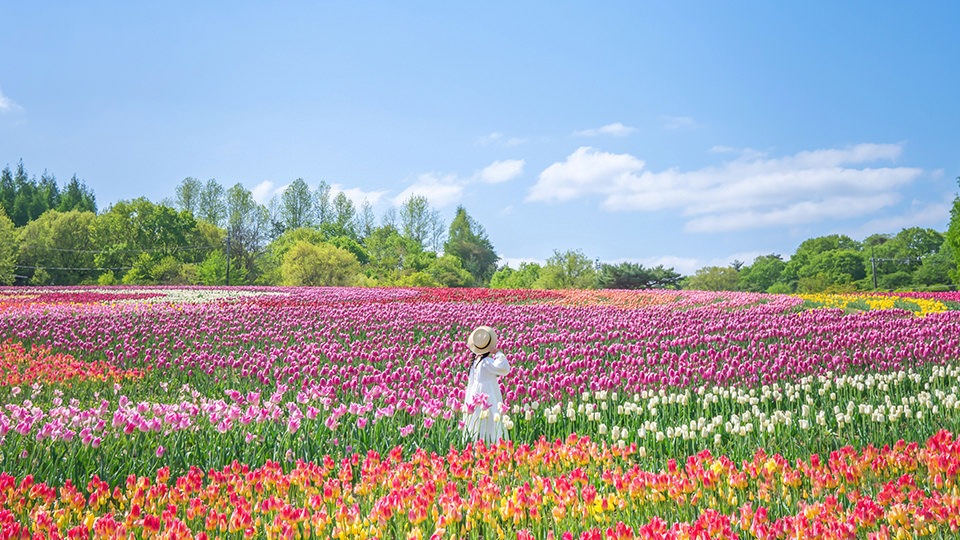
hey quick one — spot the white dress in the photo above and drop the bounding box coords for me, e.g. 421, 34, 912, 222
462, 351, 511, 443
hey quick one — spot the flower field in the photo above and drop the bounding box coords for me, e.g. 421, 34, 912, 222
1, 286, 960, 539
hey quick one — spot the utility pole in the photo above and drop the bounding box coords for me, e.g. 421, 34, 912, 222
226, 235, 231, 286
871, 244, 877, 290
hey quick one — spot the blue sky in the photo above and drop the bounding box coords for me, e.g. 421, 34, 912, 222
1, 1, 958, 274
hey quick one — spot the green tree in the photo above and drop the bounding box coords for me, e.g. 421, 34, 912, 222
328, 236, 369, 265
737, 255, 786, 292
535, 250, 597, 289
797, 273, 834, 293
124, 253, 186, 285
782, 234, 861, 286
196, 220, 225, 249
444, 206, 498, 285
175, 177, 202, 215
281, 240, 361, 286
0, 166, 14, 219
0, 208, 16, 284
490, 262, 542, 289
281, 178, 314, 230
57, 175, 97, 213
38, 171, 61, 211
686, 266, 739, 291
597, 262, 681, 289
90, 199, 210, 283
195, 250, 229, 285
17, 210, 97, 285
393, 271, 439, 287
914, 240, 954, 288
648, 266, 683, 289
947, 177, 960, 284
357, 199, 376, 242
320, 192, 358, 240
428, 210, 445, 253
399, 195, 432, 250
314, 181, 332, 227
878, 271, 913, 291
365, 225, 411, 273
381, 207, 398, 229
893, 227, 944, 262
268, 227, 327, 262
802, 249, 866, 285
198, 179, 226, 227
226, 183, 268, 280
863, 233, 890, 248
262, 195, 285, 242
11, 160, 36, 226
871, 227, 944, 280
426, 254, 474, 287
152, 256, 186, 284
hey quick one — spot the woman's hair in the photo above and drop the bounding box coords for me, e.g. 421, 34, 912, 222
473, 351, 490, 366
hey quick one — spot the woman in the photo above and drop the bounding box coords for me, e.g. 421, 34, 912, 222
462, 325, 511, 444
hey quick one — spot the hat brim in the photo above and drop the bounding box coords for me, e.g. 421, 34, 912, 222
467, 326, 498, 355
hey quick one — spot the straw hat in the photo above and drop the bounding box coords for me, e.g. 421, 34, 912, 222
467, 326, 498, 355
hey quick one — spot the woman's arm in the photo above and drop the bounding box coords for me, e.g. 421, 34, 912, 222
485, 351, 511, 376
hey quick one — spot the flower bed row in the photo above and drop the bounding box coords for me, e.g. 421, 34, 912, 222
3, 430, 960, 539
0, 340, 148, 387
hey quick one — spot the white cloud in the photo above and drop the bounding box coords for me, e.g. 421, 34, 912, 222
251, 181, 285, 204
624, 255, 701, 276
683, 194, 901, 233
662, 115, 696, 130
616, 251, 770, 276
601, 255, 703, 276
705, 251, 775, 268
477, 132, 525, 147
252, 180, 386, 208
330, 184, 388, 207
392, 173, 465, 208
527, 147, 644, 203
709, 145, 766, 160
574, 122, 636, 137
0, 89, 22, 113
478, 159, 524, 184
395, 158, 524, 207
501, 251, 779, 276
498, 257, 546, 269
528, 143, 924, 232
850, 199, 953, 237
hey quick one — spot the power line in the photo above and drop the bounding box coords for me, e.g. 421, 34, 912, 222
871, 257, 925, 264
14, 264, 134, 271
18, 244, 218, 254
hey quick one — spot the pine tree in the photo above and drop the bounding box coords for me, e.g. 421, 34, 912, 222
11, 160, 34, 226
0, 166, 14, 218
444, 206, 498, 285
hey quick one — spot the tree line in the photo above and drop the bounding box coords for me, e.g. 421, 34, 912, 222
680, 179, 960, 293
1, 161, 97, 226
684, 224, 958, 293
0, 160, 958, 292
0, 162, 504, 287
